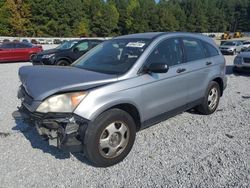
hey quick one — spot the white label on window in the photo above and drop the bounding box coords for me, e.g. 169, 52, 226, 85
126, 42, 145, 48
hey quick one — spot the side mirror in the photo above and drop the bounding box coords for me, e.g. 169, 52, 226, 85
73, 47, 79, 53
144, 63, 169, 74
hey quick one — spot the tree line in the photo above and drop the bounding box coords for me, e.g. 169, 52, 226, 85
0, 0, 250, 37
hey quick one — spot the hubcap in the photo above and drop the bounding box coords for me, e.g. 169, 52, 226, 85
99, 121, 129, 158
208, 87, 218, 110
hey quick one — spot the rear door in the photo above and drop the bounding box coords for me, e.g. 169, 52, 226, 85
141, 38, 190, 121
181, 37, 212, 104
14, 43, 31, 61
0, 43, 15, 62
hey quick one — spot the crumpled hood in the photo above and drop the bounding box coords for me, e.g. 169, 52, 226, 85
19, 66, 118, 101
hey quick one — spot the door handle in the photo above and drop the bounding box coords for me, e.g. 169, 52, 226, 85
206, 62, 212, 66
176, 68, 186, 73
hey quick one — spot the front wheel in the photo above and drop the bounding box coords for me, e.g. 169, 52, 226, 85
196, 81, 221, 115
83, 109, 136, 167
56, 59, 70, 66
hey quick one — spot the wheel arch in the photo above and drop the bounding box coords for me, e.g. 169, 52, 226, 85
212, 77, 224, 96
91, 102, 142, 132
55, 57, 72, 65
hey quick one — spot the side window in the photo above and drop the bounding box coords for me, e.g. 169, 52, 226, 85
76, 41, 89, 51
91, 41, 102, 48
183, 38, 206, 62
147, 38, 183, 67
1, 43, 14, 49
204, 42, 219, 57
15, 43, 29, 48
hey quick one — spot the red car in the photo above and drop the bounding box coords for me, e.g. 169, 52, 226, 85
0, 42, 43, 63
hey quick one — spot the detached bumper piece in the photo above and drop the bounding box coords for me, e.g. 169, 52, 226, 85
13, 105, 88, 153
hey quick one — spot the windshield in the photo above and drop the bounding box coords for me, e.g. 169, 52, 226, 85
72, 39, 151, 75
56, 40, 78, 50
223, 41, 236, 46
243, 41, 250, 45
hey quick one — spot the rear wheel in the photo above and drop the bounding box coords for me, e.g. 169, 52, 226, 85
56, 59, 70, 66
84, 109, 136, 167
196, 81, 221, 115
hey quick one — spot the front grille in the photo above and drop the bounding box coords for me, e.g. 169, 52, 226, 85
243, 58, 250, 63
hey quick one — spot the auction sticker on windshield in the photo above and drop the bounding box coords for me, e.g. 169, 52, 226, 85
126, 42, 146, 48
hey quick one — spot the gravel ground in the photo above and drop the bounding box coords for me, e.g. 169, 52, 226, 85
0, 55, 249, 188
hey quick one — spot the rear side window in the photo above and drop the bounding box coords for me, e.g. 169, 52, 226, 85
0, 43, 14, 49
204, 42, 219, 57
15, 43, 31, 48
75, 41, 89, 51
182, 38, 206, 62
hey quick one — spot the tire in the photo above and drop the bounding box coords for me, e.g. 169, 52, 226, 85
233, 66, 240, 73
30, 54, 36, 61
56, 59, 70, 66
196, 81, 221, 115
84, 108, 136, 167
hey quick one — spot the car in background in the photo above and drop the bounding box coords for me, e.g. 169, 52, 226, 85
22, 39, 30, 43
13, 39, 20, 43
46, 39, 53, 44
0, 42, 43, 63
208, 34, 216, 38
219, 40, 243, 55
38, 39, 46, 44
32, 39, 105, 66
233, 47, 250, 72
3, 39, 10, 43
53, 39, 62, 44
31, 39, 38, 44
241, 41, 250, 51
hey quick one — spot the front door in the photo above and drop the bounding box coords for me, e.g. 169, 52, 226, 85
0, 43, 15, 62
141, 38, 189, 122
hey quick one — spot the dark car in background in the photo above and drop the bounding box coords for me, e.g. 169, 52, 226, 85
233, 47, 250, 72
0, 42, 43, 63
32, 39, 105, 66
219, 40, 243, 55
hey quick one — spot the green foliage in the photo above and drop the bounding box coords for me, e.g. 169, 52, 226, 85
0, 0, 249, 37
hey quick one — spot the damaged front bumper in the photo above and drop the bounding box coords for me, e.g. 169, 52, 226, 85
13, 105, 88, 153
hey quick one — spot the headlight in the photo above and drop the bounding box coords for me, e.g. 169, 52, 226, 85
234, 56, 242, 65
42, 54, 55, 59
36, 92, 87, 113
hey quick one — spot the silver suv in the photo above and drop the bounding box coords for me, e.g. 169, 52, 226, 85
219, 40, 243, 55
15, 32, 227, 167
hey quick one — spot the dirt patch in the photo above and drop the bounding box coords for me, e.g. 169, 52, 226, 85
0, 132, 11, 138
